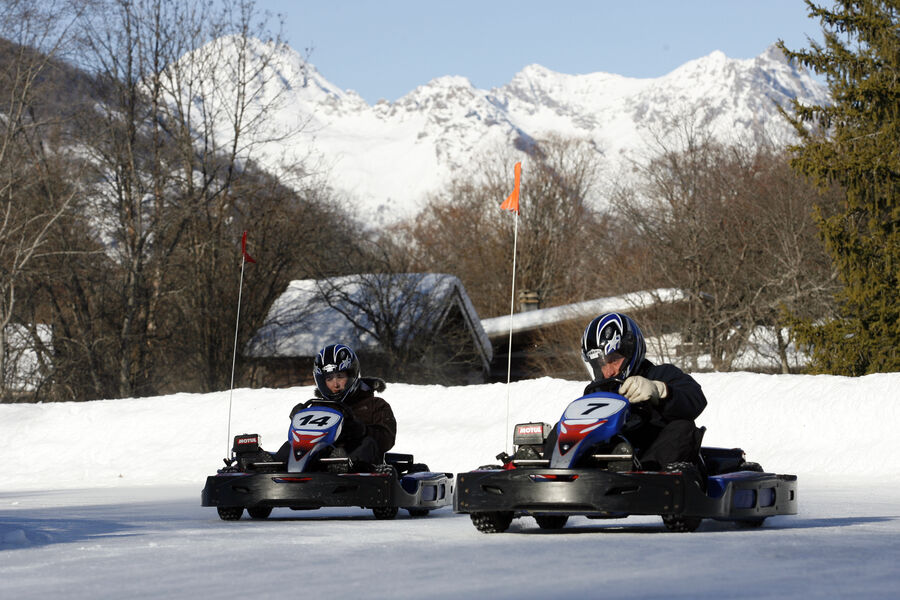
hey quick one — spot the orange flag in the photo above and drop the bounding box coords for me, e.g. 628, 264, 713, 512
500, 162, 521, 213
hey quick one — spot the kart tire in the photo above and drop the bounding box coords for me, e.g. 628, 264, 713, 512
737, 517, 767, 528
217, 506, 243, 521
247, 506, 273, 519
535, 515, 568, 530
375, 463, 397, 476
662, 514, 702, 533
406, 508, 430, 517
741, 462, 763, 472
470, 511, 513, 533
372, 506, 399, 520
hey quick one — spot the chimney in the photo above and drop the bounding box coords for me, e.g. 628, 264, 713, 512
517, 290, 540, 312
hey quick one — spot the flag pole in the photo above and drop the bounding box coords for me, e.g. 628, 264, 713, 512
500, 161, 522, 455
226, 231, 255, 459
226, 254, 246, 459
504, 210, 519, 454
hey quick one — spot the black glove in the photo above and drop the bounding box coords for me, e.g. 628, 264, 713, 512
338, 407, 366, 445
348, 436, 381, 467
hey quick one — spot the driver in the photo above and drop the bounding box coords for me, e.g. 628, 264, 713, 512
276, 343, 396, 471
579, 312, 707, 470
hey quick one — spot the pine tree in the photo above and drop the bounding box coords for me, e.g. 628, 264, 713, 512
778, 0, 900, 375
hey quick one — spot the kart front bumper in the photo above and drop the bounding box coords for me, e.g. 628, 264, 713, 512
202, 470, 453, 511
454, 467, 797, 521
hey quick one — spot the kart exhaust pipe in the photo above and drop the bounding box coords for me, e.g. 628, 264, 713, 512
591, 453, 634, 461
513, 459, 551, 466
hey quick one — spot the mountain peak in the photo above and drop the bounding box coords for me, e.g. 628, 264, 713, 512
191, 39, 829, 226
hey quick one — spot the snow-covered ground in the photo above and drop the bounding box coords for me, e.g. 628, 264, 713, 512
2, 372, 899, 598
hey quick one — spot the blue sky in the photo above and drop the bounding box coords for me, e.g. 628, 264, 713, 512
254, 1, 824, 104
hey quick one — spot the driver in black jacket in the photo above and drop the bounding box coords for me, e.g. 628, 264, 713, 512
578, 312, 707, 470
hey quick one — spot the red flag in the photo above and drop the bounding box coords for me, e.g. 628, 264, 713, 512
241, 231, 256, 263
500, 162, 521, 213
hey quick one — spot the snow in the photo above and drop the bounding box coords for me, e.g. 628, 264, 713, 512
480, 288, 684, 337
2, 372, 899, 598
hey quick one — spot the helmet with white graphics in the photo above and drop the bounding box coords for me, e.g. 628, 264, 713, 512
313, 344, 361, 402
581, 313, 646, 381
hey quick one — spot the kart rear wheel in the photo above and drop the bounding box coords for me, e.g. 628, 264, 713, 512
247, 507, 273, 520
534, 515, 568, 530
471, 511, 513, 533
217, 506, 243, 521
372, 506, 399, 520
406, 508, 430, 517
662, 514, 702, 532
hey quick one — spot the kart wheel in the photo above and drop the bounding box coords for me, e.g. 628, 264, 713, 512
406, 508, 430, 517
470, 511, 513, 533
247, 507, 273, 519
737, 517, 766, 528
372, 506, 399, 520
534, 515, 568, 530
217, 506, 243, 521
741, 462, 763, 472
662, 514, 702, 532
374, 463, 397, 476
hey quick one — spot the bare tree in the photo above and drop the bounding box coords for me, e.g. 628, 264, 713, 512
56, 0, 313, 396
0, 0, 81, 400
606, 141, 838, 372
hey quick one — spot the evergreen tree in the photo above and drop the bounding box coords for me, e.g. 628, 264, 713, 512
778, 1, 900, 375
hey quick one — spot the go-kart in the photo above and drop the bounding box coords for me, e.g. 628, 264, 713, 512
454, 382, 797, 533
202, 402, 453, 521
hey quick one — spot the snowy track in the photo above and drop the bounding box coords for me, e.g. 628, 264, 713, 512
2, 482, 899, 599
3, 373, 899, 597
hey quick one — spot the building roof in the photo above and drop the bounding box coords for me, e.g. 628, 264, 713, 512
245, 273, 492, 368
480, 288, 686, 339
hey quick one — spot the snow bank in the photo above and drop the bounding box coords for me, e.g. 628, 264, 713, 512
2, 372, 898, 491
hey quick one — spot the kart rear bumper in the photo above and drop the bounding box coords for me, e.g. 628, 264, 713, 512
454, 467, 797, 520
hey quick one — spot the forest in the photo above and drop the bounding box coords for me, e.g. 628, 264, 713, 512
1, 0, 897, 402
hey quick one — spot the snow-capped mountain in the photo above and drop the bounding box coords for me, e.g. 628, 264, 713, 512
199, 38, 829, 225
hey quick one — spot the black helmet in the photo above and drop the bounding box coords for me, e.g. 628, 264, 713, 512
313, 344, 361, 402
581, 313, 646, 380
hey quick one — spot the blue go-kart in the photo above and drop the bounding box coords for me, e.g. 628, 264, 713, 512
455, 382, 797, 533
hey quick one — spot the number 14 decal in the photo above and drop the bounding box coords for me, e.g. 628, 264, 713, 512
294, 414, 333, 427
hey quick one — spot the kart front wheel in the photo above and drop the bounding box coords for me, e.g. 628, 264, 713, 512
737, 517, 766, 528
471, 511, 513, 533
662, 514, 702, 532
372, 506, 398, 520
535, 515, 568, 530
247, 507, 273, 519
217, 506, 244, 521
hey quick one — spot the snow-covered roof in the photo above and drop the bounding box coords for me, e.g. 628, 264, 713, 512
480, 288, 686, 338
246, 273, 492, 367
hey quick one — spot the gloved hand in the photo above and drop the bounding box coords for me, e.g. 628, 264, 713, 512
619, 376, 667, 405
339, 410, 366, 444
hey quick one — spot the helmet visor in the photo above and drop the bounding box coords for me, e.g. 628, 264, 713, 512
583, 349, 624, 380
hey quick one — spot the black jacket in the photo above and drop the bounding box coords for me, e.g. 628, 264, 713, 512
584, 359, 706, 428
